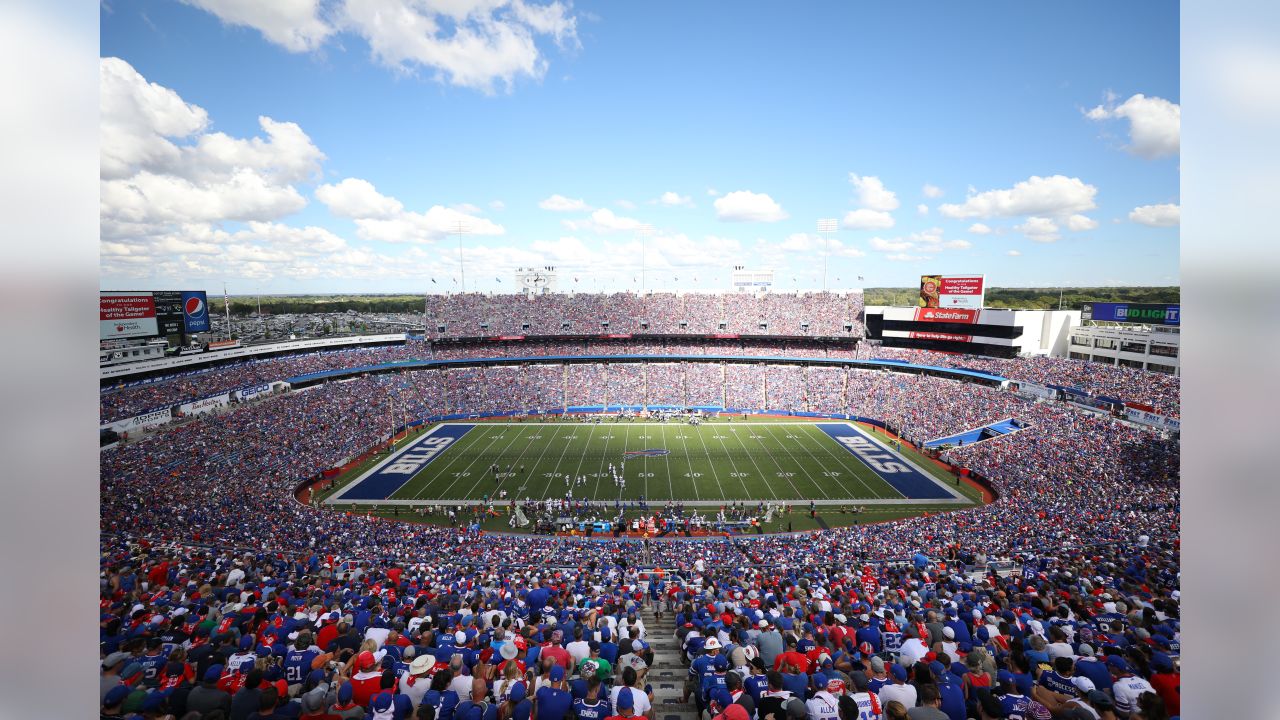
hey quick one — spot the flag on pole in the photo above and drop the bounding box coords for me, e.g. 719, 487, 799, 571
496, 277, 502, 283
858, 275, 864, 281
431, 278, 436, 284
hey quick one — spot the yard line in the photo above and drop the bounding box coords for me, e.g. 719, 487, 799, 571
754, 423, 832, 500
675, 423, 701, 501
719, 424, 780, 500
783, 420, 896, 499
567, 422, 599, 499
458, 422, 535, 500
740, 423, 813, 499
540, 424, 583, 500
395, 424, 494, 498
590, 422, 616, 501
708, 425, 759, 499
419, 426, 519, 500
690, 423, 729, 500
499, 422, 557, 501
659, 424, 675, 500
795, 423, 901, 499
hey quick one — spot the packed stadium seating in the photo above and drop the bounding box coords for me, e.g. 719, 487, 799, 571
98, 324, 1180, 719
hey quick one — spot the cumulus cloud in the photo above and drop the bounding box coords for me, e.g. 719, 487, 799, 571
180, 0, 581, 93
338, 0, 579, 93
318, 177, 505, 243
866, 228, 970, 256
968, 223, 992, 235
1129, 203, 1181, 227
917, 203, 929, 216
922, 183, 944, 199
1085, 93, 1180, 159
1065, 214, 1099, 232
538, 194, 590, 212
1015, 216, 1061, 243
841, 209, 895, 230
179, 0, 335, 52
656, 191, 694, 208
100, 58, 323, 241
316, 178, 404, 219
885, 253, 932, 262
1007, 249, 1022, 257
848, 173, 899, 211
938, 175, 1098, 219
563, 208, 646, 233
714, 190, 789, 222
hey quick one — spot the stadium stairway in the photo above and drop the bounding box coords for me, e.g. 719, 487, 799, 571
638, 603, 701, 720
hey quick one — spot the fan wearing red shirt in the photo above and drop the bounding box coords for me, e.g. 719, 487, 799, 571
347, 651, 385, 709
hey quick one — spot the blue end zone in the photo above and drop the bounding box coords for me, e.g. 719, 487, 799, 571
339, 424, 475, 500
816, 423, 955, 500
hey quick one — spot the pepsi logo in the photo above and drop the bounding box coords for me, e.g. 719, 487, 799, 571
185, 296, 206, 317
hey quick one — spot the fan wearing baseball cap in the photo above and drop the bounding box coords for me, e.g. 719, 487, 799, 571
534, 664, 574, 720
603, 687, 638, 720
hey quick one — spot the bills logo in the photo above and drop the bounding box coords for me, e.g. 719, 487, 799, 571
837, 435, 909, 473
184, 296, 206, 318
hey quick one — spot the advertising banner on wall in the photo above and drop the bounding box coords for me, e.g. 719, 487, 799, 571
1125, 407, 1181, 431
100, 407, 172, 434
176, 393, 230, 419
181, 291, 211, 333
1082, 302, 1180, 326
100, 293, 158, 339
918, 275, 985, 310
912, 307, 982, 324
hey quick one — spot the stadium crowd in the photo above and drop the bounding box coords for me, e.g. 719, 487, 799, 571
99, 342, 1179, 719
423, 292, 865, 338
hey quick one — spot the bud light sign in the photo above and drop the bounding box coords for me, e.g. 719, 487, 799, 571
1082, 302, 1179, 326
181, 291, 210, 333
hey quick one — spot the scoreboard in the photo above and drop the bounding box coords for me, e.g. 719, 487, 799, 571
100, 290, 210, 341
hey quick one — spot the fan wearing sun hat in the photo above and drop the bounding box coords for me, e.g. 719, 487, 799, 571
400, 653, 435, 709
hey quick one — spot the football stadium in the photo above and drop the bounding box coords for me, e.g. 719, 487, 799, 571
96, 4, 1181, 720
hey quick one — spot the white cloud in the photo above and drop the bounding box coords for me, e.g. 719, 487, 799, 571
922, 183, 944, 199
885, 253, 933, 262
777, 233, 865, 258
869, 237, 912, 252
916, 203, 929, 216
316, 178, 404, 219
944, 239, 972, 250
1085, 93, 1180, 159
1014, 216, 1061, 243
179, 0, 334, 52
564, 208, 645, 234
451, 202, 482, 214
841, 208, 895, 230
338, 0, 579, 93
1007, 249, 1022, 257
489, 199, 506, 211
179, 1, 582, 93
1065, 214, 1099, 232
656, 191, 694, 208
848, 173, 899, 212
317, 177, 504, 243
1129, 203, 1181, 227
538, 194, 590, 212
615, 199, 636, 209
100, 58, 324, 242
714, 190, 789, 222
706, 187, 720, 196
938, 175, 1098, 219
968, 223, 992, 235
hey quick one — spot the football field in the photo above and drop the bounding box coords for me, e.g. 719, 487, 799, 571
325, 420, 974, 507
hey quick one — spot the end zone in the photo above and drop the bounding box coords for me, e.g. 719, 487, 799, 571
816, 422, 967, 501
326, 424, 475, 502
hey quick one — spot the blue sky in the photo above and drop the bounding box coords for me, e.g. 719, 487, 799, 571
100, 1, 1180, 295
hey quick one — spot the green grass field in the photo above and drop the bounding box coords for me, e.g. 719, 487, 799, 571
324, 419, 978, 508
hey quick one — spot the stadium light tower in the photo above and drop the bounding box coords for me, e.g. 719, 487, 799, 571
636, 224, 654, 293
453, 221, 470, 293
816, 218, 838, 292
